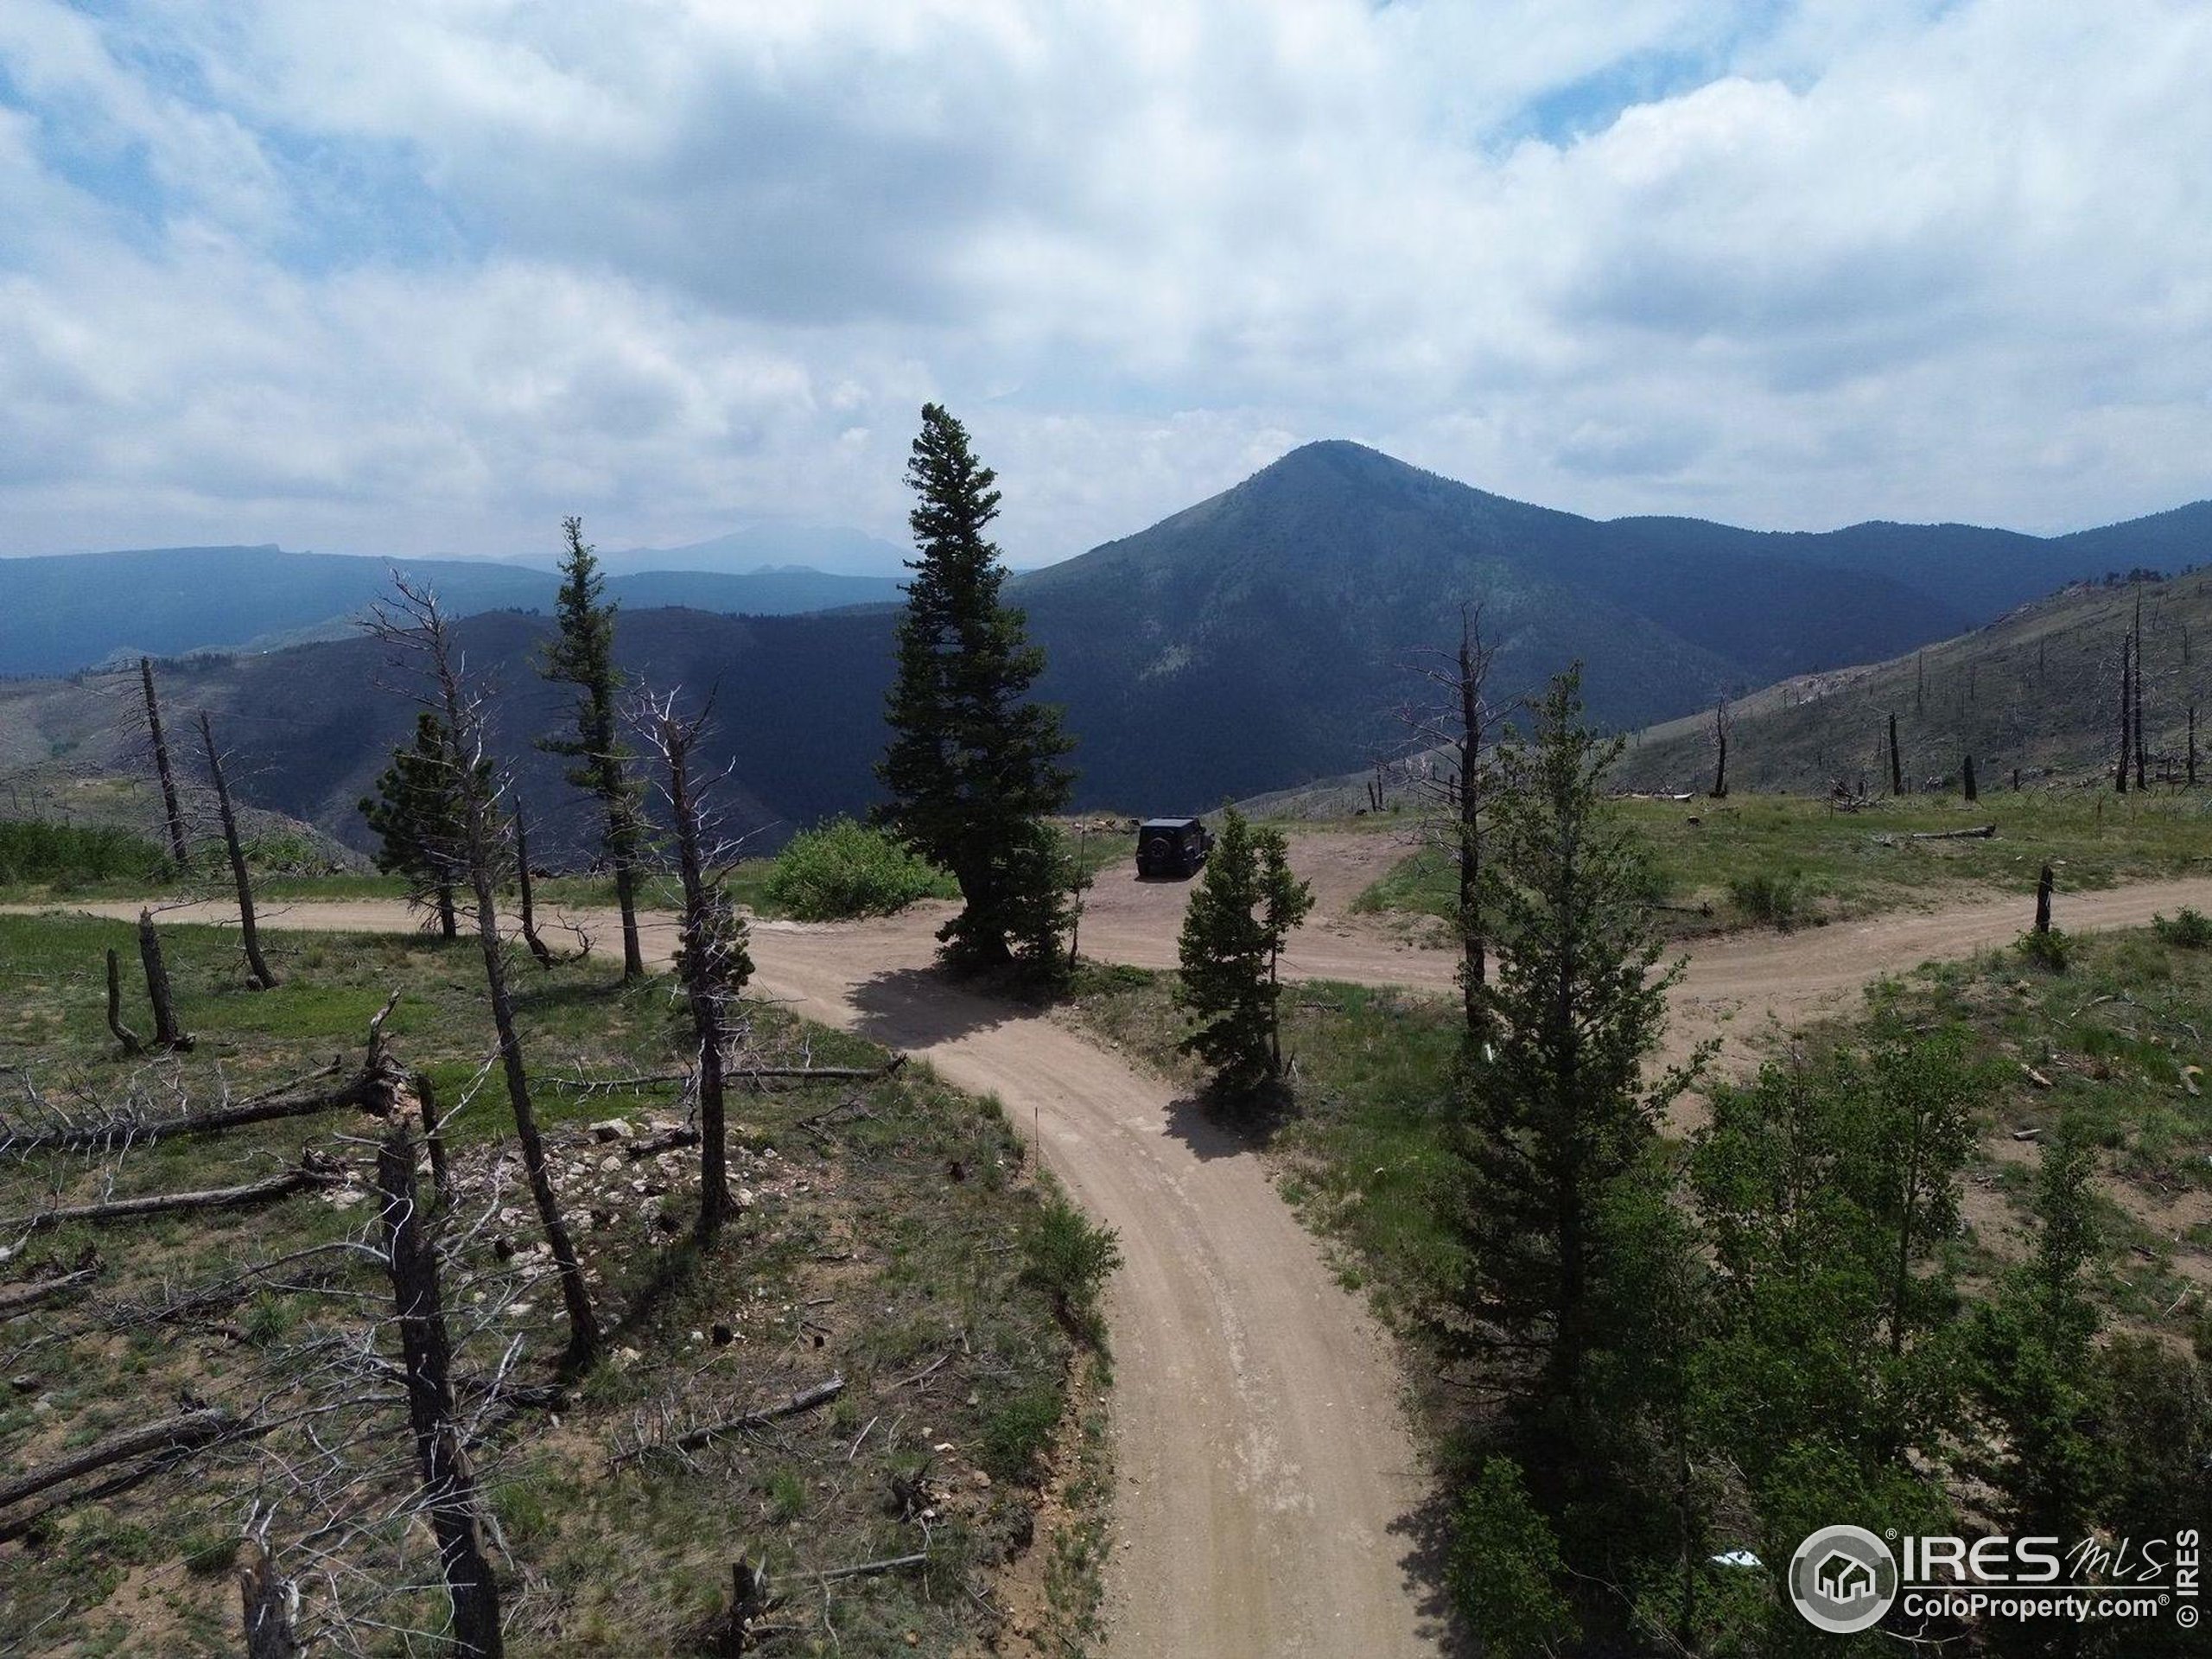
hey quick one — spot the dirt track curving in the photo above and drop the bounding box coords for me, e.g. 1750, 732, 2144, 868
19, 849, 2212, 1656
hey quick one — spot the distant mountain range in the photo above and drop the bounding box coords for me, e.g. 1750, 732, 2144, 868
2, 442, 2204, 853
0, 546, 904, 676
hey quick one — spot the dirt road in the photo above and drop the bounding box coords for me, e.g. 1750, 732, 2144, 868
21, 851, 2212, 1656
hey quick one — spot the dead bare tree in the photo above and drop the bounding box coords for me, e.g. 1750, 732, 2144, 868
139, 656, 192, 869
1395, 604, 1503, 1036
105, 946, 143, 1055
1709, 695, 1731, 800
632, 689, 756, 1239
2116, 630, 2133, 794
196, 709, 278, 988
376, 1122, 504, 1656
365, 577, 600, 1372
1887, 712, 1904, 796
137, 907, 193, 1051
2134, 591, 2148, 791
512, 805, 556, 969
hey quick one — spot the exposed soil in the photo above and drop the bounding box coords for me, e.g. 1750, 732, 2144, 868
22, 852, 2212, 1657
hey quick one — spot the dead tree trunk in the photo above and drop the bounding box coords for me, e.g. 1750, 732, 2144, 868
2190, 704, 2199, 789
139, 657, 190, 870
513, 807, 556, 969
2116, 632, 2133, 793
417, 1071, 451, 1209
238, 1541, 302, 1659
2, 1155, 340, 1234
1961, 754, 1978, 803
2034, 863, 2054, 935
377, 1126, 504, 1658
1709, 696, 1729, 800
2134, 594, 2148, 791
105, 947, 143, 1055
1887, 713, 1904, 796
374, 576, 597, 1370
641, 693, 754, 1240
196, 711, 277, 988
137, 908, 193, 1051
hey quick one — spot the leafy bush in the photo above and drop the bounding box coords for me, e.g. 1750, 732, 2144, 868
1020, 1195, 1122, 1344
2018, 926, 2072, 973
760, 818, 957, 920
1726, 870, 1803, 931
1446, 1458, 1578, 1658
2152, 907, 2212, 949
0, 819, 165, 887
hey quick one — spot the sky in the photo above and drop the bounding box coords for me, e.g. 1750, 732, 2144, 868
1, 0, 2207, 572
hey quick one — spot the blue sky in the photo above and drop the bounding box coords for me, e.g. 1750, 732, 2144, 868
0, 1, 2205, 571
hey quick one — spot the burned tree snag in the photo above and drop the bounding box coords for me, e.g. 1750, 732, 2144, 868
2116, 632, 2133, 794
639, 691, 754, 1240
105, 947, 143, 1055
417, 1070, 451, 1209
238, 1541, 302, 1659
1710, 696, 1729, 800
1961, 754, 1978, 803
513, 806, 556, 969
2135, 593, 2148, 791
196, 711, 277, 988
1887, 713, 1904, 796
139, 657, 191, 870
2034, 863, 2055, 936
137, 909, 192, 1052
376, 1126, 504, 1657
2190, 704, 2199, 789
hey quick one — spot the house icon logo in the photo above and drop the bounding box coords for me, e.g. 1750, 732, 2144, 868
1789, 1525, 1898, 1633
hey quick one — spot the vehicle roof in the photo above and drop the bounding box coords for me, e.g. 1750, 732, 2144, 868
1138, 817, 1204, 830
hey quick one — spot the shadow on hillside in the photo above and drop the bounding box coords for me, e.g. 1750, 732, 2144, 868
843, 964, 1029, 1052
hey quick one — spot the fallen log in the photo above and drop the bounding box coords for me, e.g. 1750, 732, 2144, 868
1908, 824, 1998, 841
0, 1267, 98, 1319
613, 1376, 846, 1467
813, 1552, 928, 1583
552, 1056, 907, 1096
0, 1407, 238, 1510
0, 1154, 345, 1235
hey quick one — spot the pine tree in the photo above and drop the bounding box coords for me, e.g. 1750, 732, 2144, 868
360, 712, 467, 939
542, 517, 645, 980
1446, 670, 1697, 1463
1175, 809, 1312, 1096
877, 404, 1076, 970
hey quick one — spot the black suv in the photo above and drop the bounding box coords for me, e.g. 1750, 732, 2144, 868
1135, 817, 1213, 880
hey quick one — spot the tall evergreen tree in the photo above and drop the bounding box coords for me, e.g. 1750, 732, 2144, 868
1445, 670, 1698, 1473
542, 516, 645, 980
1175, 808, 1313, 1096
877, 404, 1076, 969
360, 712, 467, 939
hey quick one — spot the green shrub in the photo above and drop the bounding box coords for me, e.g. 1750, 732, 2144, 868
1726, 870, 1803, 931
760, 818, 957, 920
0, 819, 165, 887
1446, 1458, 1578, 1658
1020, 1196, 1122, 1344
2152, 907, 2212, 949
2018, 926, 2071, 973
982, 1383, 1065, 1482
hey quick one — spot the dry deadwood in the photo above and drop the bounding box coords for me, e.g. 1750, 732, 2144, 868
0, 1408, 248, 1539
5, 1028, 405, 1158
813, 1552, 930, 1583
137, 907, 194, 1052
611, 1375, 847, 1469
1909, 824, 1998, 841
0, 1151, 345, 1235
104, 946, 143, 1056
551, 1055, 907, 1096
239, 1539, 304, 1659
0, 1265, 98, 1319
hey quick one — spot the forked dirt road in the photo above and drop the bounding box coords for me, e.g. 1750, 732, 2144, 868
20, 848, 2212, 1657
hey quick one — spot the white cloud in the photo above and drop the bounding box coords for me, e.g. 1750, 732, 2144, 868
0, 0, 2206, 567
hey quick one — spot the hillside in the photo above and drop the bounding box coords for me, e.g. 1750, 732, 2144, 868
0, 545, 903, 675
1613, 568, 2212, 795
6, 442, 2206, 855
